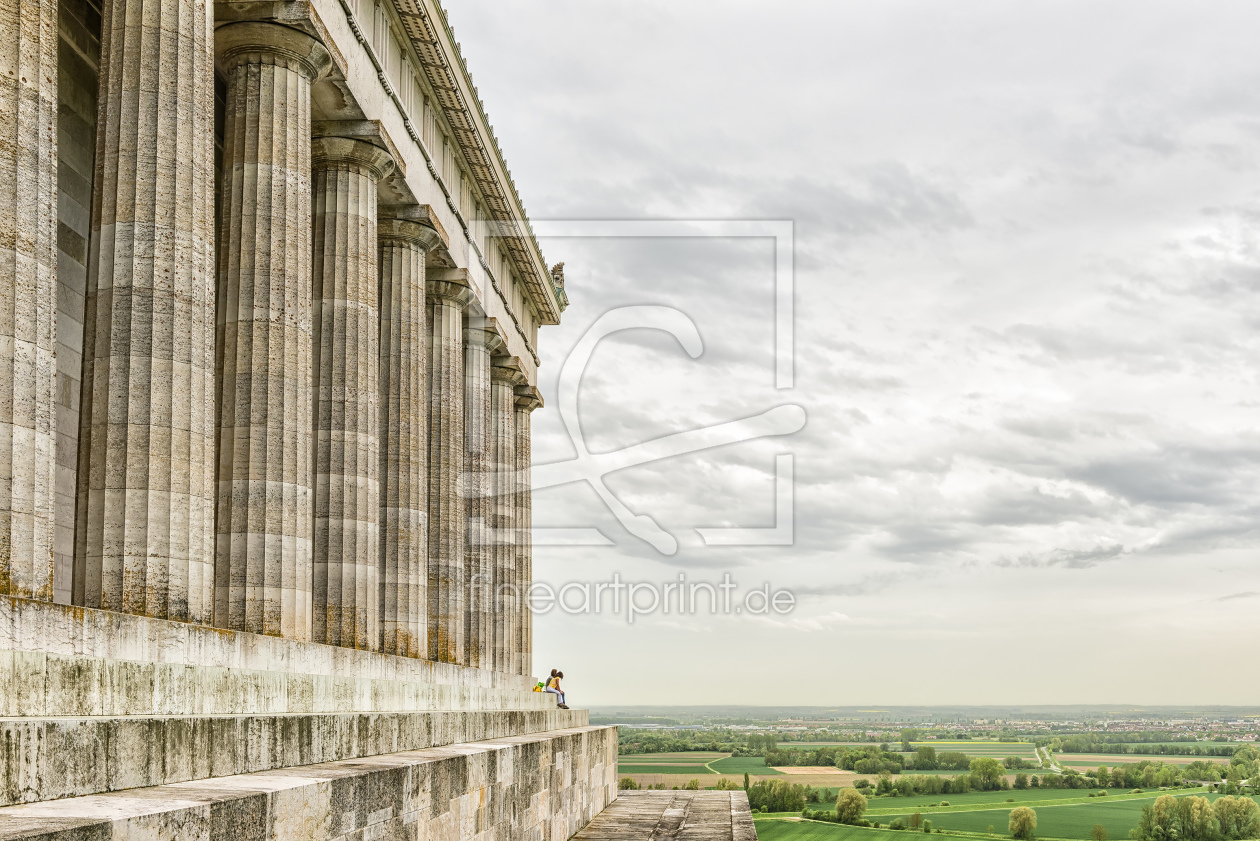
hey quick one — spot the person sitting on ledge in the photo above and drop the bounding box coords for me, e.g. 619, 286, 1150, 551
545, 670, 568, 709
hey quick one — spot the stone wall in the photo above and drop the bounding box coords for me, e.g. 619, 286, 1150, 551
0, 596, 588, 808
0, 725, 617, 841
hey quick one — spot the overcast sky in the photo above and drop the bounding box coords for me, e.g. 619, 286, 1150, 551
449, 0, 1260, 706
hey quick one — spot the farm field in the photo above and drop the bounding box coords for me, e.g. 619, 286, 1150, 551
754, 820, 906, 841
617, 752, 791, 787
616, 751, 727, 776
617, 764, 714, 775
868, 790, 1254, 841
711, 756, 783, 775
910, 742, 1039, 758
758, 788, 1253, 841
1056, 752, 1228, 767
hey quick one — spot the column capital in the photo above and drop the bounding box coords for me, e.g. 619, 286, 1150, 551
427, 268, 475, 308
379, 204, 448, 253
311, 136, 395, 182
215, 21, 333, 81
514, 385, 543, 412
492, 356, 528, 388
465, 317, 507, 356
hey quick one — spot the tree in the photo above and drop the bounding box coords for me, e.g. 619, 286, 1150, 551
682, 779, 700, 791
1133, 795, 1219, 841
1090, 825, 1107, 841
971, 758, 1006, 791
743, 772, 750, 791
1014, 774, 1029, 790
748, 780, 807, 813
1096, 766, 1109, 788
901, 729, 921, 752
836, 789, 868, 825
619, 777, 640, 790
1213, 795, 1260, 840
910, 813, 924, 829
917, 746, 939, 770
1009, 807, 1037, 840
923, 821, 933, 834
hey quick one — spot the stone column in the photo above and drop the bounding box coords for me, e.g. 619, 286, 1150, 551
310, 136, 393, 650
514, 385, 542, 677
490, 358, 524, 673
213, 23, 331, 640
425, 270, 472, 662
0, 0, 57, 600
463, 320, 502, 669
72, 0, 216, 620
378, 207, 442, 658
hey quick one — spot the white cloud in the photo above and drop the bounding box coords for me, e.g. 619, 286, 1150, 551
449, 0, 1260, 704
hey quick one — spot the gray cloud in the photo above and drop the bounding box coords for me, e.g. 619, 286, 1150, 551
451, 0, 1260, 704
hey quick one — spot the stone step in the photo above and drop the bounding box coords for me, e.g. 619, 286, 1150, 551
0, 708, 587, 807
571, 791, 758, 841
0, 725, 618, 840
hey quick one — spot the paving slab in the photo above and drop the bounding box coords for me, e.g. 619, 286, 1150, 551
572, 791, 758, 841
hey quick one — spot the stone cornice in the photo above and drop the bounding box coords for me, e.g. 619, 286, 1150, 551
386, 0, 564, 326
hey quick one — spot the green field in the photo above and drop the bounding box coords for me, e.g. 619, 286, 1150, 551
755, 789, 1255, 841
617, 764, 714, 775
864, 789, 1129, 811
754, 821, 906, 841
867, 791, 1254, 841
909, 742, 1038, 758
1057, 753, 1227, 767
711, 756, 783, 775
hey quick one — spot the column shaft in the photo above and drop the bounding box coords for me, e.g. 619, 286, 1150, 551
425, 275, 472, 662
0, 0, 57, 600
73, 0, 216, 620
490, 360, 523, 672
377, 214, 438, 658
463, 325, 500, 668
310, 137, 392, 650
514, 390, 540, 676
213, 23, 330, 640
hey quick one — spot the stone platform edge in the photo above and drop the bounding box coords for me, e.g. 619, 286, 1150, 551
0, 725, 619, 841
0, 596, 552, 719
0, 708, 588, 807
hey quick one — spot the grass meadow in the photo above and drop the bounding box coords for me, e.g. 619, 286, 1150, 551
756, 787, 1257, 841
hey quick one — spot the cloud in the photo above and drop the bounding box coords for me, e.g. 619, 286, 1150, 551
451, 0, 1260, 703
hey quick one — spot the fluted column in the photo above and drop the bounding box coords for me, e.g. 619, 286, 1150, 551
378, 209, 442, 658
213, 23, 331, 640
70, 0, 216, 620
490, 358, 524, 673
0, 0, 57, 600
310, 136, 393, 650
426, 271, 473, 662
463, 321, 502, 669
514, 385, 542, 677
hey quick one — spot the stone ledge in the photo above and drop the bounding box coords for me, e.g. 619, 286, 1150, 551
0, 597, 550, 718
0, 725, 618, 841
0, 708, 588, 807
